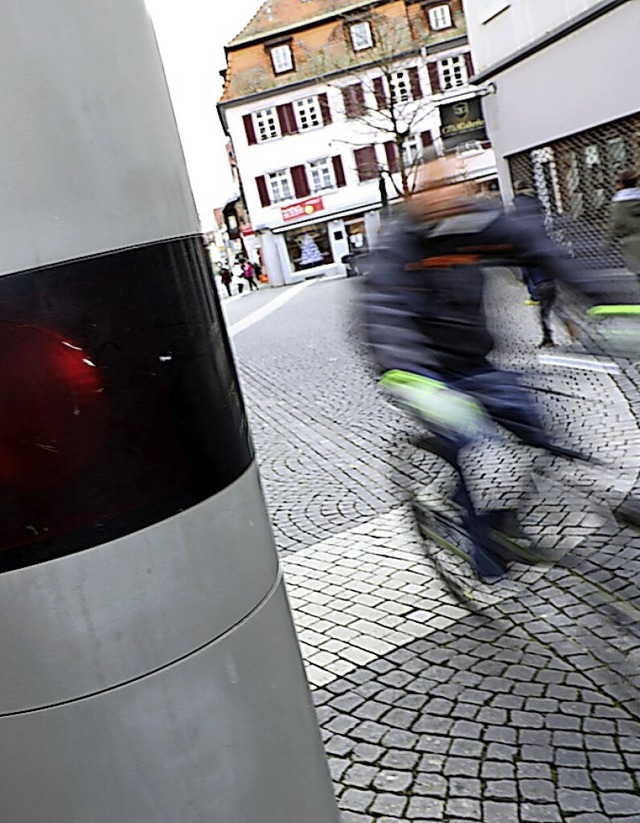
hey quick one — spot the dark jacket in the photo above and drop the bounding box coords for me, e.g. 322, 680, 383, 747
609, 187, 640, 274
512, 189, 545, 221
361, 202, 621, 380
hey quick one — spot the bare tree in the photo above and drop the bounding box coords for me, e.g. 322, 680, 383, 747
317, 11, 435, 200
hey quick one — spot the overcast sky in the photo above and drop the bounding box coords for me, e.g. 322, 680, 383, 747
146, 0, 264, 231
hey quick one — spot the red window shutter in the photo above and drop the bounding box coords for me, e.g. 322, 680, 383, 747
427, 63, 441, 94
409, 67, 423, 100
384, 141, 399, 174
331, 155, 346, 187
341, 86, 354, 117
318, 93, 332, 125
464, 52, 474, 79
354, 145, 378, 182
256, 175, 271, 207
342, 83, 365, 118
277, 103, 298, 136
243, 114, 257, 145
373, 77, 387, 110
290, 165, 310, 198
421, 131, 434, 149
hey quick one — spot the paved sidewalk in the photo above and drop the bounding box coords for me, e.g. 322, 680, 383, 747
231, 273, 640, 822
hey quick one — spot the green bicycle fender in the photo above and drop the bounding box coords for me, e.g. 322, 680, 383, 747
587, 305, 640, 318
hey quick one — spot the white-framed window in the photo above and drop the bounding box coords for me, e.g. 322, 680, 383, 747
401, 135, 421, 169
389, 70, 412, 104
267, 169, 293, 203
427, 4, 452, 30
269, 44, 294, 74
254, 107, 280, 142
307, 159, 334, 193
437, 55, 468, 90
294, 97, 321, 130
349, 21, 373, 51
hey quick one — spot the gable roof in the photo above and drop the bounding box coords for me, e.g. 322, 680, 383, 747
229, 0, 383, 47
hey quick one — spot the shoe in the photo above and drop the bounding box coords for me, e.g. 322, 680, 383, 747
477, 509, 539, 566
616, 495, 640, 527
524, 299, 540, 306
538, 339, 555, 348
471, 543, 509, 583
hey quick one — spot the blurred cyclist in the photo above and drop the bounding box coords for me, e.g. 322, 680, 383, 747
360, 153, 630, 583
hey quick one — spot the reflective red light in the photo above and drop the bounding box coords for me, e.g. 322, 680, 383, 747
0, 324, 105, 490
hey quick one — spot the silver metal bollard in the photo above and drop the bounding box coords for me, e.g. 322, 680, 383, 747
0, 2, 340, 820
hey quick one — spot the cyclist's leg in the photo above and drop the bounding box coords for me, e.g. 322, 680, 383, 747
455, 370, 550, 449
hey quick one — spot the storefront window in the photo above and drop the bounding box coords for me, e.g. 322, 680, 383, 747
346, 219, 368, 252
285, 223, 334, 272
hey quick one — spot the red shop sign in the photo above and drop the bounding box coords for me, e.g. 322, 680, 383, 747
281, 196, 325, 223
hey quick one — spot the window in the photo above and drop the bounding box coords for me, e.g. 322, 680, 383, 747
437, 55, 468, 90
269, 44, 294, 74
349, 21, 373, 51
607, 137, 627, 172
254, 108, 280, 142
267, 169, 293, 203
286, 223, 334, 273
389, 71, 412, 104
401, 135, 421, 169
308, 159, 334, 193
294, 97, 322, 130
427, 4, 452, 30
584, 144, 605, 210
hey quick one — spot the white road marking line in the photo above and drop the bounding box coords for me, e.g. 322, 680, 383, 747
229, 281, 312, 336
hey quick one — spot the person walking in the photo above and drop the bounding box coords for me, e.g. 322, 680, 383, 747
608, 168, 640, 277
219, 265, 232, 297
242, 260, 259, 291
232, 257, 245, 293
512, 180, 557, 346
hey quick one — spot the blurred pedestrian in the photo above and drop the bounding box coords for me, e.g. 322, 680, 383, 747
608, 168, 640, 277
512, 180, 557, 346
242, 260, 259, 291
219, 265, 232, 297
232, 257, 245, 293
360, 154, 627, 583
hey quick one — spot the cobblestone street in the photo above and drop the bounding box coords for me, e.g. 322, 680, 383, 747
227, 273, 640, 822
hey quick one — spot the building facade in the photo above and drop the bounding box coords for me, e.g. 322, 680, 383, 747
464, 0, 640, 267
218, 0, 496, 286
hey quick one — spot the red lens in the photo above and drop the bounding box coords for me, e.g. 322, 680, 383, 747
0, 324, 105, 490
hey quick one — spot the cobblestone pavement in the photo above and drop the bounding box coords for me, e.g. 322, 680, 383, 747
229, 272, 640, 822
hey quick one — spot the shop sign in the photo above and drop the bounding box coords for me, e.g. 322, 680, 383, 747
281, 196, 325, 223
440, 98, 486, 139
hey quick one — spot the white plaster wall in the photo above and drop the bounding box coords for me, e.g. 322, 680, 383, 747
479, 1, 640, 165
464, 0, 607, 72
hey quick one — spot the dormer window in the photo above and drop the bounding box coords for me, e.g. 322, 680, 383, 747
349, 21, 374, 51
427, 4, 453, 31
269, 43, 294, 74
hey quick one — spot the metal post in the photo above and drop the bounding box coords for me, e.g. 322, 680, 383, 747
0, 2, 340, 820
